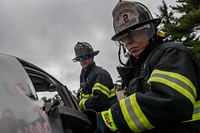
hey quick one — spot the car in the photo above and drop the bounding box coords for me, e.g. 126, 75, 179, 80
0, 53, 93, 133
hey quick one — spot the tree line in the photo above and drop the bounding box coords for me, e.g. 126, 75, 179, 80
156, 0, 200, 59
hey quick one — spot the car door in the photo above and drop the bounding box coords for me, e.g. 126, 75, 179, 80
18, 57, 93, 133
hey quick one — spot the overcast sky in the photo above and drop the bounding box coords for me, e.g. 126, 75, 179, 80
0, 0, 176, 92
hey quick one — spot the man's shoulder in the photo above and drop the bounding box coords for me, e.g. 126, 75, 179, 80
93, 65, 111, 76
146, 42, 195, 64
151, 42, 194, 57
159, 42, 189, 51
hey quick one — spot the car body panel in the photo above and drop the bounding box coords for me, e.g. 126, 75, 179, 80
0, 54, 52, 133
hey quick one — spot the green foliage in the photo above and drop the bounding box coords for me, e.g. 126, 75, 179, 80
156, 0, 200, 59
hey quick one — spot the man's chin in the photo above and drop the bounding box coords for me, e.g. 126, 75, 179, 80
81, 65, 88, 69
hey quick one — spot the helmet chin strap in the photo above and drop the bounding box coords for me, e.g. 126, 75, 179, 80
118, 42, 129, 67
117, 37, 155, 67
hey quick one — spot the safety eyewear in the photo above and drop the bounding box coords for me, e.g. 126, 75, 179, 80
119, 24, 155, 44
77, 55, 90, 61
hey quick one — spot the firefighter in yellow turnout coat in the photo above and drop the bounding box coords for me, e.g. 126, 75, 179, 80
91, 1, 200, 133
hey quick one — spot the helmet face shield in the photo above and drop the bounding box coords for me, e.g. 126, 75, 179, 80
118, 23, 155, 44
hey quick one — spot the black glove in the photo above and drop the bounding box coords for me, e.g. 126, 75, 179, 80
80, 82, 90, 94
125, 77, 150, 96
83, 109, 114, 133
117, 66, 134, 87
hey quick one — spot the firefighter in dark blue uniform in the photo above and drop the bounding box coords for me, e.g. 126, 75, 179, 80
85, 1, 200, 133
73, 42, 117, 112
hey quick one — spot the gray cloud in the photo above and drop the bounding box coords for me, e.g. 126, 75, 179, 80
0, 0, 176, 91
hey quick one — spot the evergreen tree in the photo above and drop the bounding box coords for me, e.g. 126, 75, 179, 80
156, 0, 200, 58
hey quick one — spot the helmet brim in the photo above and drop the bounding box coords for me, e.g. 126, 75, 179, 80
91, 50, 100, 57
111, 18, 161, 41
72, 50, 99, 62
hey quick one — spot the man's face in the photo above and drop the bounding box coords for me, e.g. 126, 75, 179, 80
79, 56, 93, 69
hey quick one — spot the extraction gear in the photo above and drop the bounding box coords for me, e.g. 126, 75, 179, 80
73, 42, 99, 62
82, 109, 113, 133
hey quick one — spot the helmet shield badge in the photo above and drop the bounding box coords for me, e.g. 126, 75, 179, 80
112, 1, 161, 41
113, 1, 139, 36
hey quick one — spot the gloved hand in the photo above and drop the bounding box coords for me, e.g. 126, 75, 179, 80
83, 109, 115, 133
80, 82, 90, 93
125, 77, 150, 96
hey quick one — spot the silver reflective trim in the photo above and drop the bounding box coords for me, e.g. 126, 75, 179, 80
151, 73, 196, 98
124, 97, 146, 131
